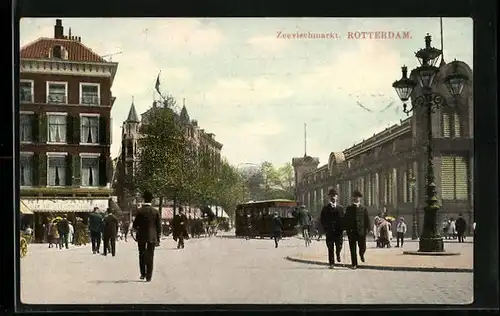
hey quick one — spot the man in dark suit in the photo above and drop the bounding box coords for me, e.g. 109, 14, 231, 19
132, 191, 161, 282
103, 208, 119, 256
172, 207, 189, 249
320, 189, 345, 269
88, 207, 103, 254
344, 190, 370, 269
58, 214, 70, 249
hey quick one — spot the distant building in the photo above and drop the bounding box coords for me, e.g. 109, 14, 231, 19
293, 60, 473, 236
113, 99, 223, 216
20, 19, 119, 241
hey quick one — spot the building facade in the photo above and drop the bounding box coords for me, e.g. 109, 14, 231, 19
20, 19, 118, 241
293, 60, 473, 236
113, 100, 223, 216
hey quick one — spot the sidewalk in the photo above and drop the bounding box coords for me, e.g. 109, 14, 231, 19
286, 239, 473, 273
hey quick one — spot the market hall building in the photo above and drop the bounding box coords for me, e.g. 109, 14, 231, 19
19, 19, 119, 242
292, 60, 473, 237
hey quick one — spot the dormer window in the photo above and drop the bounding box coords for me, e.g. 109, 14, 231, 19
49, 45, 68, 59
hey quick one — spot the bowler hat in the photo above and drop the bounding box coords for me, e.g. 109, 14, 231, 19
327, 189, 338, 196
352, 190, 363, 198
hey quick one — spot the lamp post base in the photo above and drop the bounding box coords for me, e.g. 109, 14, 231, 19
418, 236, 444, 252
411, 221, 418, 240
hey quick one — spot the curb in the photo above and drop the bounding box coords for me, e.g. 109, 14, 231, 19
285, 256, 473, 273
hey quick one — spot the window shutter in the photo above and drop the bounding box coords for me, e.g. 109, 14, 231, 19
99, 117, 108, 145
99, 154, 107, 186
32, 153, 39, 186
39, 113, 47, 143
38, 153, 47, 186
66, 115, 74, 144
440, 156, 455, 200
73, 115, 81, 144
66, 154, 73, 185
32, 113, 39, 142
72, 155, 81, 186
454, 157, 468, 200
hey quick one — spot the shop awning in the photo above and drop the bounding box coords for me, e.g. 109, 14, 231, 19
22, 198, 110, 213
20, 200, 33, 214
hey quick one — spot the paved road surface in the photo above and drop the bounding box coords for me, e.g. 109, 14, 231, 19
21, 236, 473, 305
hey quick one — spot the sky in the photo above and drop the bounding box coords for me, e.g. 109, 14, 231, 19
20, 18, 473, 167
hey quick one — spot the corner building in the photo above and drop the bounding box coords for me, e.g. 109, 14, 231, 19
293, 60, 473, 237
20, 19, 118, 241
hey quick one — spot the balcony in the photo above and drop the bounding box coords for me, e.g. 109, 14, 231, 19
47, 93, 67, 104
81, 94, 100, 105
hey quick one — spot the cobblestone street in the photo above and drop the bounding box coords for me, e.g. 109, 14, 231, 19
21, 236, 473, 305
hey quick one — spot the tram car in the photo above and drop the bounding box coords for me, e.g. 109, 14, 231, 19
235, 199, 299, 238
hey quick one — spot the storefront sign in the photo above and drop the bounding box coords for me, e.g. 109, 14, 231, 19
22, 199, 109, 212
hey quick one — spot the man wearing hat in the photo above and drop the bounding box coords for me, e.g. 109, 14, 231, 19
296, 204, 312, 244
344, 190, 370, 269
320, 189, 345, 269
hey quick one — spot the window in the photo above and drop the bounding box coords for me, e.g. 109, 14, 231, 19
442, 112, 451, 137
81, 155, 99, 187
20, 80, 34, 102
384, 172, 393, 204
402, 171, 408, 203
47, 82, 67, 104
453, 113, 461, 137
20, 113, 34, 143
366, 175, 372, 206
441, 155, 469, 200
47, 155, 67, 186
80, 83, 100, 105
20, 153, 34, 186
80, 115, 99, 144
47, 113, 67, 143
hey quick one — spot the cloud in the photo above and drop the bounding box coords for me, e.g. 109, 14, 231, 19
247, 35, 290, 54
203, 77, 294, 108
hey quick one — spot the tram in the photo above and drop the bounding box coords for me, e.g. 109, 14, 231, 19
235, 199, 299, 238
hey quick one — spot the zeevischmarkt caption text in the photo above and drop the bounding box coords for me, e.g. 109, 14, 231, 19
276, 31, 412, 40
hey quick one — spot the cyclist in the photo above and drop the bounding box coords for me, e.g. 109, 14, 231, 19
297, 205, 312, 245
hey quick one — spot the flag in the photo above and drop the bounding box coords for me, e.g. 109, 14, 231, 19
155, 73, 161, 96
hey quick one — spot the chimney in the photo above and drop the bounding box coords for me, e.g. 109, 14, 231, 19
54, 19, 64, 39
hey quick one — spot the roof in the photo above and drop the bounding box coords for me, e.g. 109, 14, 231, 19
20, 37, 107, 63
126, 102, 140, 123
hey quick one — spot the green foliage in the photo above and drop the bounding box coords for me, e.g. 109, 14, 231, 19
239, 161, 295, 201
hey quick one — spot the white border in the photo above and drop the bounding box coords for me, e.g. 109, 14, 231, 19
79, 113, 101, 145
46, 81, 68, 104
79, 82, 101, 106
79, 153, 100, 188
20, 79, 34, 103
46, 112, 68, 145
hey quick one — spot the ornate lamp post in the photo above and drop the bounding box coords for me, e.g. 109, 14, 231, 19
392, 34, 469, 252
408, 176, 418, 240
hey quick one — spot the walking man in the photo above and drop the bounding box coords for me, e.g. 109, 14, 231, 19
103, 208, 119, 256
132, 191, 161, 282
172, 207, 188, 249
89, 207, 103, 254
58, 215, 70, 249
455, 213, 467, 243
320, 189, 345, 269
344, 190, 370, 269
272, 212, 283, 248
395, 217, 407, 248
296, 205, 312, 245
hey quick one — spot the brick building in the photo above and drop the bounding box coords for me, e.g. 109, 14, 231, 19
20, 19, 119, 241
113, 99, 223, 217
293, 60, 473, 236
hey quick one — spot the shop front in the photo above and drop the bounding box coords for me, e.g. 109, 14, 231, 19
22, 198, 111, 243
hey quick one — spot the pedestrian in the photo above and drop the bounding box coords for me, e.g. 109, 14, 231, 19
103, 208, 119, 256
395, 217, 407, 248
344, 190, 370, 269
50, 219, 60, 249
132, 191, 161, 282
441, 219, 450, 239
68, 220, 74, 244
172, 207, 189, 249
272, 212, 283, 248
448, 218, 456, 240
88, 207, 104, 254
455, 213, 467, 243
47, 219, 54, 248
245, 212, 252, 240
296, 205, 312, 244
319, 189, 345, 269
58, 215, 70, 249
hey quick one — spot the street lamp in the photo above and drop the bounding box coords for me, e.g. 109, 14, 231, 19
408, 175, 418, 240
392, 33, 469, 252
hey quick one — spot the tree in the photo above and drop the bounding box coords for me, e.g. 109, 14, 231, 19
213, 160, 245, 219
